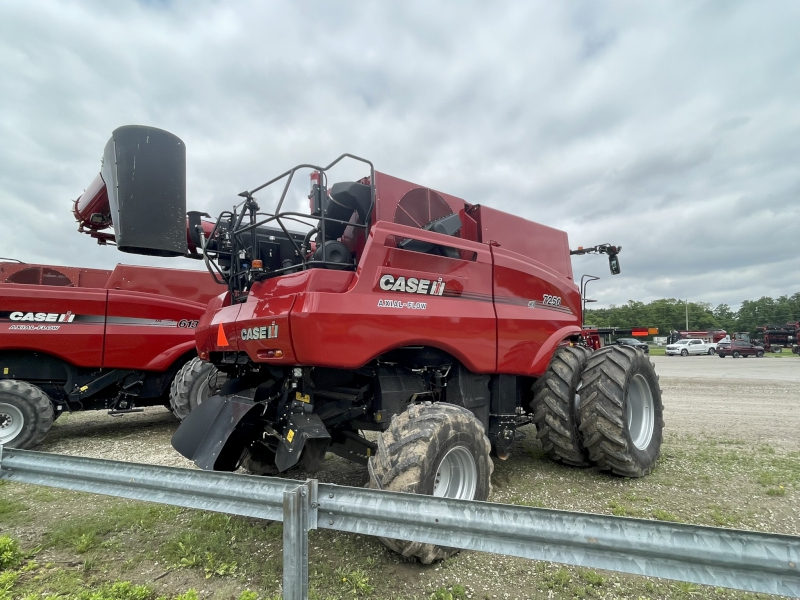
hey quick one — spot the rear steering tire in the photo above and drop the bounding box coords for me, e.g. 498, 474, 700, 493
577, 346, 664, 478
169, 358, 228, 420
368, 402, 493, 564
0, 380, 55, 449
531, 345, 593, 467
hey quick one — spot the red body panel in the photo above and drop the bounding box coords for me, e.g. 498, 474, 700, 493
197, 171, 582, 377
104, 290, 208, 370
1, 261, 222, 372
492, 246, 581, 375
0, 284, 106, 367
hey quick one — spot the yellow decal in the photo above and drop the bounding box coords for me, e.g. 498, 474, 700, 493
80, 385, 89, 392
367, 448, 371, 457
286, 429, 295, 443
376, 412, 382, 421
3, 368, 7, 375
295, 392, 310, 403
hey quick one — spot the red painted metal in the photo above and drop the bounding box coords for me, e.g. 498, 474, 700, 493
73, 173, 111, 231
1, 261, 223, 370
196, 171, 584, 378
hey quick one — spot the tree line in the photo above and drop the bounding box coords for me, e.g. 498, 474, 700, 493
584, 293, 800, 337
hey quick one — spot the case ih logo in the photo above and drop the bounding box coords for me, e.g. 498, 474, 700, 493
241, 322, 279, 341
9, 311, 76, 323
378, 274, 446, 296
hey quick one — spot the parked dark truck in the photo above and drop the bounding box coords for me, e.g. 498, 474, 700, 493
89, 125, 664, 563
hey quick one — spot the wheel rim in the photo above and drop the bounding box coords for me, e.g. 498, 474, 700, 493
433, 445, 477, 500
0, 402, 25, 445
625, 374, 654, 451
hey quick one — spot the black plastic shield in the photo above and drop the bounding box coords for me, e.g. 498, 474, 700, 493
101, 125, 187, 256
171, 394, 257, 471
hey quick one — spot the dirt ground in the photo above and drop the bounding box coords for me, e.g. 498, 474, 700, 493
36, 354, 800, 461
3, 354, 799, 599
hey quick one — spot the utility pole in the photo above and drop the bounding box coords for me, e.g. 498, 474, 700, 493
685, 300, 689, 330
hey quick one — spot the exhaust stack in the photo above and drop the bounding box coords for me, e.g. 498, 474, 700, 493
101, 125, 187, 257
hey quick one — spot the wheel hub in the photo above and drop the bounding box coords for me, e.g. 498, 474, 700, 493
626, 374, 655, 451
433, 445, 477, 500
0, 402, 24, 444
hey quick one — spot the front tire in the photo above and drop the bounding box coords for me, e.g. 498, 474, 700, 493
577, 346, 664, 478
0, 380, 55, 449
531, 346, 593, 467
680, 349, 688, 357
368, 402, 492, 564
169, 358, 228, 420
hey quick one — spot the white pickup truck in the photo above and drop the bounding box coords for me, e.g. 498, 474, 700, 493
665, 338, 717, 356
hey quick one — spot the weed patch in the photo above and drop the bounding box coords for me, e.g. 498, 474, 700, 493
0, 536, 22, 570
336, 565, 373, 596
429, 584, 467, 600
0, 498, 26, 519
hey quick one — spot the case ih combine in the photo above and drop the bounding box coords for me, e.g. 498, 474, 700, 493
0, 138, 227, 449
0, 260, 222, 449
69, 125, 664, 563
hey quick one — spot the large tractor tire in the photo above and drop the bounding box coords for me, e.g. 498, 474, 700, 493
169, 357, 228, 420
577, 346, 664, 478
368, 402, 493, 564
531, 345, 593, 467
0, 380, 55, 449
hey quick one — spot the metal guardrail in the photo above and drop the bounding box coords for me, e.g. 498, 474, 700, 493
1, 447, 798, 599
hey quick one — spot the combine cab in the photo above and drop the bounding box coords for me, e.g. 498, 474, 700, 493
84, 125, 664, 564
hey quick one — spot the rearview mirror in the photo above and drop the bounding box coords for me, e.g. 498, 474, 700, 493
609, 253, 621, 275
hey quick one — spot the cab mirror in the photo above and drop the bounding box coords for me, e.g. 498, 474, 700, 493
609, 253, 621, 275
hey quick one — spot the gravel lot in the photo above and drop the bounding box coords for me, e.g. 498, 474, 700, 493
653, 354, 800, 449
37, 353, 800, 463
7, 353, 798, 600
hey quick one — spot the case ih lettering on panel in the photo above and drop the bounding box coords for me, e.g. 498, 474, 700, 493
77, 126, 663, 565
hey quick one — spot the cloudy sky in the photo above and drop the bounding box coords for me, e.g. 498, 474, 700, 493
1, 1, 798, 309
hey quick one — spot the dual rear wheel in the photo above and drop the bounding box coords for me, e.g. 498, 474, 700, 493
532, 345, 664, 478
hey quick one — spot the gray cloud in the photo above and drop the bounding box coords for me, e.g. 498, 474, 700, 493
0, 0, 798, 309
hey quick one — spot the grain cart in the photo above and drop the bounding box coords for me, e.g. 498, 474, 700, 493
95, 125, 664, 564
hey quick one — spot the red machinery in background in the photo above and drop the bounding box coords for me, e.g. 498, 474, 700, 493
755, 323, 799, 353
667, 329, 728, 344
0, 128, 223, 450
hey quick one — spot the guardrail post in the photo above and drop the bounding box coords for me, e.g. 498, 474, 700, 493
282, 479, 317, 600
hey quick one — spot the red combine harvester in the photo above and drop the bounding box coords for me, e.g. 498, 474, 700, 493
0, 131, 224, 449
85, 125, 664, 563
755, 323, 799, 353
